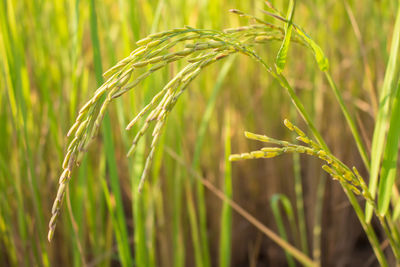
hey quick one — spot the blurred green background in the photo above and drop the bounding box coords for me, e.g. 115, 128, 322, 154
0, 0, 397, 266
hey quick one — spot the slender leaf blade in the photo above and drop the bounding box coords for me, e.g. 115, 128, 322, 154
378, 81, 400, 216
89, 0, 133, 265
219, 112, 233, 267
366, 4, 400, 222
275, 0, 296, 74
294, 28, 329, 71
270, 194, 296, 267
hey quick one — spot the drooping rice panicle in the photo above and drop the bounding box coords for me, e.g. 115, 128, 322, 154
48, 21, 307, 241
230, 119, 371, 199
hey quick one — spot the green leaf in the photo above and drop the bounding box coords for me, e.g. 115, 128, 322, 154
275, 0, 296, 74
393, 197, 400, 220
378, 81, 400, 216
89, 0, 133, 265
219, 112, 233, 267
295, 28, 329, 71
366, 4, 400, 223
270, 194, 297, 267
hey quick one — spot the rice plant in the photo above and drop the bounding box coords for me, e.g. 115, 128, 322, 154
2, 0, 400, 266
48, 12, 297, 241
44, 0, 400, 265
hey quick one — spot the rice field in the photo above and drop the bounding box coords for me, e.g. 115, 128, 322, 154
1, 0, 400, 266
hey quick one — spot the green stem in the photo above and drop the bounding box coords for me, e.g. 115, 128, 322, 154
290, 108, 309, 256
378, 215, 400, 260
273, 70, 385, 266
386, 215, 400, 247
245, 49, 387, 265
312, 174, 325, 265
277, 74, 329, 151
342, 184, 388, 267
324, 72, 370, 170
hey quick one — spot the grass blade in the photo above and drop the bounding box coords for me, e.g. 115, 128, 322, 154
312, 172, 325, 265
191, 57, 235, 267
289, 107, 309, 256
366, 3, 400, 222
324, 72, 370, 170
132, 140, 149, 267
172, 146, 185, 267
275, 0, 296, 74
184, 179, 205, 267
378, 81, 400, 216
219, 112, 233, 267
270, 194, 297, 267
89, 0, 133, 265
341, 185, 388, 267
290, 24, 329, 71
0, 154, 18, 266
393, 196, 400, 220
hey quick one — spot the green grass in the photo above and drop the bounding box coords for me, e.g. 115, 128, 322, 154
367, 1, 400, 223
219, 111, 233, 267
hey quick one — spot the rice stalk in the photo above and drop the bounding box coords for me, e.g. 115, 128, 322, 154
48, 22, 296, 241
230, 119, 398, 265
229, 120, 370, 199
219, 112, 233, 267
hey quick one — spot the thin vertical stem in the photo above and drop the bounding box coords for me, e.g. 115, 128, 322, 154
324, 72, 370, 170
